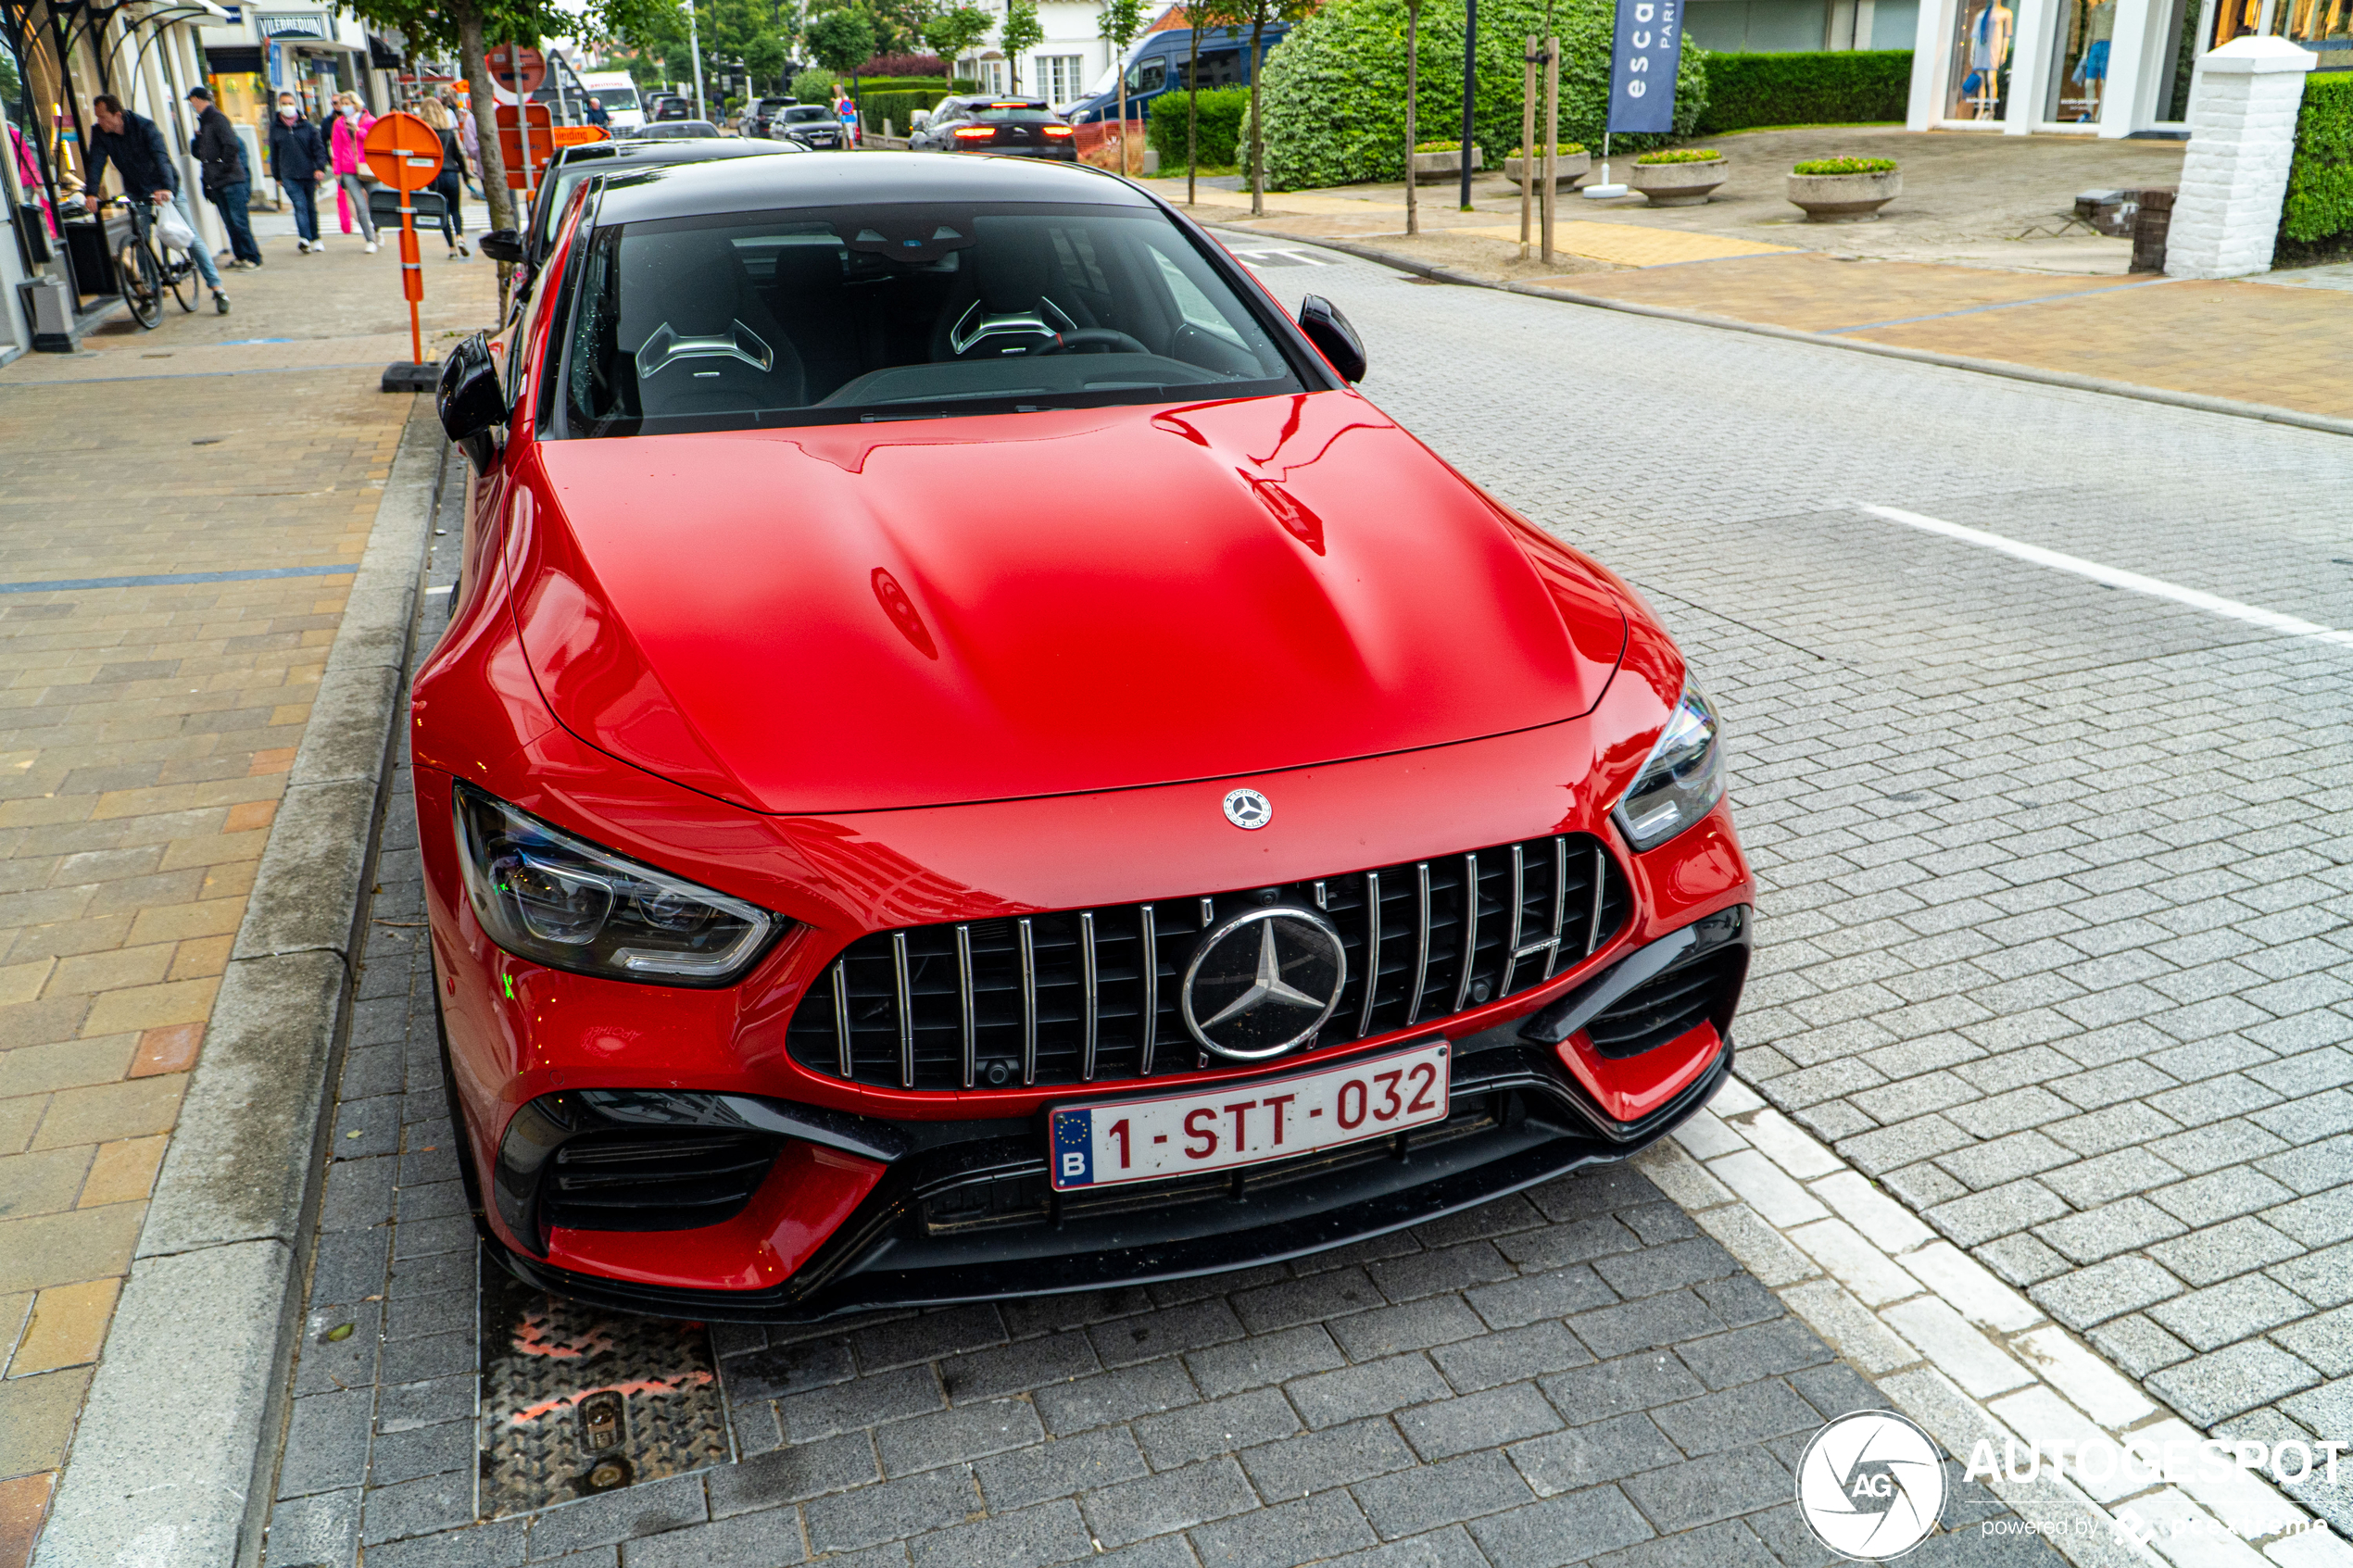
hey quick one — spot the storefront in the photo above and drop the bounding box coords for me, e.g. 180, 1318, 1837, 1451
1904, 0, 2340, 132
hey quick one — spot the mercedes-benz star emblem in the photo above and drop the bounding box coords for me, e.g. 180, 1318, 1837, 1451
1222, 788, 1272, 830
1180, 906, 1346, 1060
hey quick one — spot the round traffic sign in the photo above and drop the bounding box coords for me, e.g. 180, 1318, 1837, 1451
486, 44, 547, 94
363, 112, 444, 192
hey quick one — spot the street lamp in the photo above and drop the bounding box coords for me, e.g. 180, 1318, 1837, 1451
1456, 0, 1477, 209
685, 0, 708, 120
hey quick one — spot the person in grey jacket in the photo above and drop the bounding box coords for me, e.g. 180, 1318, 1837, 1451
87, 94, 227, 310
186, 86, 260, 268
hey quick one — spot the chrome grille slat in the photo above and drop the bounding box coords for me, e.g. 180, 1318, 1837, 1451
955, 923, 976, 1090
787, 832, 1628, 1092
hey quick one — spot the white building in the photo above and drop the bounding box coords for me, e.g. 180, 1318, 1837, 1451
959, 1, 1141, 107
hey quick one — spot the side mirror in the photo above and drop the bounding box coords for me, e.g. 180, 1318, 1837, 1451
438, 332, 507, 470
478, 228, 524, 264
1297, 295, 1366, 383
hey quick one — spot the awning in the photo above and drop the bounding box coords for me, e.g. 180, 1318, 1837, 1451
368, 31, 401, 67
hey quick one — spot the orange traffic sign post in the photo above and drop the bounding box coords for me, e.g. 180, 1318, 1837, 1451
365, 112, 446, 393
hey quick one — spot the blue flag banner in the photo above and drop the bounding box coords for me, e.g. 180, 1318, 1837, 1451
1606, 0, 1683, 133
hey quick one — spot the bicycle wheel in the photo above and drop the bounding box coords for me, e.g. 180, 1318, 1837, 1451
117, 239, 162, 329
168, 252, 195, 313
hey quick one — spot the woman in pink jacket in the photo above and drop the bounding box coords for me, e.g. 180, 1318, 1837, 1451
328, 92, 378, 250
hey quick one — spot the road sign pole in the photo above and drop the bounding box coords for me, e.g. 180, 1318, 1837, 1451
367, 111, 447, 393
401, 191, 422, 365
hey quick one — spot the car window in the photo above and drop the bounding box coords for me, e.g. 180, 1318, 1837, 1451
560, 201, 1302, 437
1126, 59, 1167, 93
974, 103, 1056, 122
782, 106, 830, 123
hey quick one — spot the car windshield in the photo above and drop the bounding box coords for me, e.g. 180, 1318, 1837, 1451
638, 122, 721, 139
781, 106, 831, 123
560, 201, 1302, 436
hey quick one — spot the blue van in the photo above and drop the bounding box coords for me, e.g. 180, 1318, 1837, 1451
1063, 22, 1297, 128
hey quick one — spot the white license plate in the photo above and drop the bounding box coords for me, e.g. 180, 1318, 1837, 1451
1048, 1040, 1452, 1191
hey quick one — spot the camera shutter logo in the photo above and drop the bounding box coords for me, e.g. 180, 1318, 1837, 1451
1795, 1410, 1947, 1561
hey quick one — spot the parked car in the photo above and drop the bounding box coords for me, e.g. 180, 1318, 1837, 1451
742, 95, 797, 138
910, 97, 1076, 159
647, 94, 697, 121
427, 151, 1754, 1321
1063, 23, 1295, 134
626, 120, 724, 141
501, 134, 805, 274
767, 102, 847, 150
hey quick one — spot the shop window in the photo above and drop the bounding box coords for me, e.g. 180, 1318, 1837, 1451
1947, 0, 2015, 117
2045, 0, 2118, 120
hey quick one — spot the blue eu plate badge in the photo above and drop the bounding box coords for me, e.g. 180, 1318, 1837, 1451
1052, 1108, 1094, 1188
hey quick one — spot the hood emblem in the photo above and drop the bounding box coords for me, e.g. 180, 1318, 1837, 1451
1223, 788, 1272, 830
1181, 906, 1346, 1060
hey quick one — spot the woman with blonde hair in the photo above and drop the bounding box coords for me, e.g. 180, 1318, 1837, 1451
327, 90, 379, 249
414, 97, 469, 257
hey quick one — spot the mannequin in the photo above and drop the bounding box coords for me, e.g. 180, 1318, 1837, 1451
1970, 0, 2014, 117
2072, 0, 2115, 119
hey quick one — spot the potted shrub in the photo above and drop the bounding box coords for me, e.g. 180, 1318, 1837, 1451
1410, 140, 1481, 184
1787, 157, 1902, 221
1629, 148, 1726, 207
1504, 143, 1591, 188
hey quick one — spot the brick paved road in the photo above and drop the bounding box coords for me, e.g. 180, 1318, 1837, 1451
262, 244, 2348, 1564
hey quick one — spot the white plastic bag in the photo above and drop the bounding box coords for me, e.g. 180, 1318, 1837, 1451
153, 199, 196, 251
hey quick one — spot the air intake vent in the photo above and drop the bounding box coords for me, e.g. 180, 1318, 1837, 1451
540, 1130, 776, 1233
1583, 947, 1744, 1060
786, 834, 1629, 1092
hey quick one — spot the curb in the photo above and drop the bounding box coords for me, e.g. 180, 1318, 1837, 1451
1213, 226, 2353, 441
32, 399, 447, 1568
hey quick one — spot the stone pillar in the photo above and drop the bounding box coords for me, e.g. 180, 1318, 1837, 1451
2165, 34, 2315, 278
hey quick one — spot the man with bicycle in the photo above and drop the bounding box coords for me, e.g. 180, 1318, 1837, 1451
86, 94, 228, 314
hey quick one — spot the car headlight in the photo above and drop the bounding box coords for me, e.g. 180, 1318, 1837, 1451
1611, 682, 1725, 852
453, 784, 782, 985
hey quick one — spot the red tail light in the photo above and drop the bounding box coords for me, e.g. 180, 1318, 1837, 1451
1042, 125, 1073, 137
952, 125, 995, 139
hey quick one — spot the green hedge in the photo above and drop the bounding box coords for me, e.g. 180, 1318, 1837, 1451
1693, 50, 1910, 132
1148, 86, 1252, 169
861, 91, 938, 133
2282, 72, 2353, 246
1255, 0, 1705, 190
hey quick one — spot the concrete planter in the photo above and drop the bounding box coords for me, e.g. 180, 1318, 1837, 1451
1504, 151, 1592, 188
1786, 169, 1902, 221
1411, 145, 1481, 183
1629, 158, 1725, 207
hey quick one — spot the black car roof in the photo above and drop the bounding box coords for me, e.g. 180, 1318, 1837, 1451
590, 150, 1151, 223
554, 138, 796, 170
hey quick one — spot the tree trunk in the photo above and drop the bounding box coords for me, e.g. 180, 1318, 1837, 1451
1247, 15, 1264, 217
457, 3, 515, 234
1404, 1, 1417, 234
1187, 18, 1200, 205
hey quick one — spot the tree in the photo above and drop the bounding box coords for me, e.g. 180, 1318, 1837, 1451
1097, 0, 1145, 169
1229, 0, 1312, 215
999, 0, 1043, 92
1170, 0, 1236, 205
922, 4, 994, 76
806, 6, 879, 76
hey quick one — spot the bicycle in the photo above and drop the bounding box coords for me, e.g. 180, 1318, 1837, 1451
107, 194, 204, 329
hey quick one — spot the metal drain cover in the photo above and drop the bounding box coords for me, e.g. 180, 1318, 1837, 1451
479, 1265, 733, 1516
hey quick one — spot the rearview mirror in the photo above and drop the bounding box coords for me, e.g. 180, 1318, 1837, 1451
1297, 295, 1366, 383
438, 332, 507, 470
478, 228, 524, 264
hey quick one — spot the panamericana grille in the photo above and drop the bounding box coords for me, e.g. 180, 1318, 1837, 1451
540, 1129, 777, 1233
786, 834, 1629, 1092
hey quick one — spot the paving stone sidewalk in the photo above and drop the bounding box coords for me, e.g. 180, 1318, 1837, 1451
0, 240, 497, 1568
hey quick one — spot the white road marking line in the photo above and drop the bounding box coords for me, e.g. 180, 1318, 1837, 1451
1856, 503, 2353, 648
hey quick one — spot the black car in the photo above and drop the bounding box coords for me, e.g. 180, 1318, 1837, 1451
911, 97, 1077, 159
743, 95, 797, 137
625, 120, 724, 141
768, 103, 848, 150
647, 94, 696, 121
510, 135, 804, 272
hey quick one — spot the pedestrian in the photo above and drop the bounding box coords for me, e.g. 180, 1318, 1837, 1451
328, 92, 378, 250
267, 90, 329, 253
85, 93, 229, 312
447, 92, 483, 198
584, 95, 609, 127
185, 85, 261, 270
6, 113, 52, 240
414, 97, 470, 258
834, 82, 859, 147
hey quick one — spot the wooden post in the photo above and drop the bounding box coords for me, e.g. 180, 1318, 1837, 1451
1519, 37, 1537, 259
1541, 35, 1559, 265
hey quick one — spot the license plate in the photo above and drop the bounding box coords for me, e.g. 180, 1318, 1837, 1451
1048, 1040, 1451, 1191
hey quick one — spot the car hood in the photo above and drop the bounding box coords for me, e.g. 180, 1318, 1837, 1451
514, 392, 1627, 815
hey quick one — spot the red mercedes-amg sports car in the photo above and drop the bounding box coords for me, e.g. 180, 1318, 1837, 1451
422, 153, 1754, 1320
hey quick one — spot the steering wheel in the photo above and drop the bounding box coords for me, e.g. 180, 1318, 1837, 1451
1034, 328, 1151, 357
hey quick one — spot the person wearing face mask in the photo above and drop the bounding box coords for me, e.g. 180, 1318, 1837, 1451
267, 92, 329, 252
86, 93, 229, 311
328, 93, 378, 250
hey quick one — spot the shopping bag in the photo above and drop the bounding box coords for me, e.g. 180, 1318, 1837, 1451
154, 199, 196, 250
